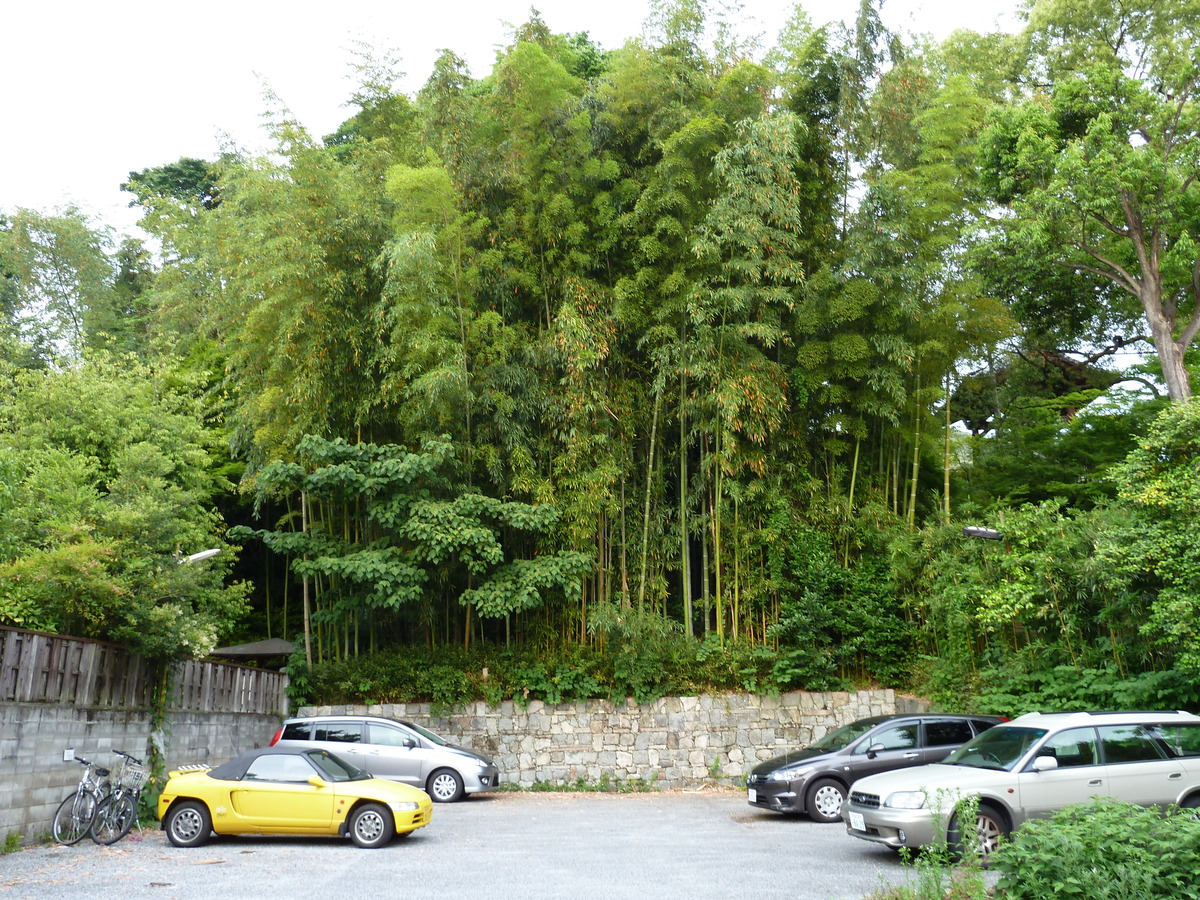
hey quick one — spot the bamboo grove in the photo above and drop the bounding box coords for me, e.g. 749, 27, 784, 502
5, 0, 1200, 709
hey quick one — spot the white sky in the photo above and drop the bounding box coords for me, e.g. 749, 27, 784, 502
2, 0, 1020, 239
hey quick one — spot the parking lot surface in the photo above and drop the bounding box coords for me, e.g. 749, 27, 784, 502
1, 789, 918, 900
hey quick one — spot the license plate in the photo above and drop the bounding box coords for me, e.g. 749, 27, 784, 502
849, 811, 865, 831
748, 789, 756, 803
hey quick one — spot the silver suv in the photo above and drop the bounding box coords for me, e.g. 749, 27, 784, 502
844, 710, 1200, 855
271, 715, 500, 802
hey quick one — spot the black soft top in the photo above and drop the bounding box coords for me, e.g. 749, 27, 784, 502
207, 746, 316, 780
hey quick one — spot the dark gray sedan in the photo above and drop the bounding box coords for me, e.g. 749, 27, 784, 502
746, 713, 1002, 822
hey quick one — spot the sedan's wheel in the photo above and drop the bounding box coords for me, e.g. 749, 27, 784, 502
349, 803, 395, 849
949, 804, 1008, 860
1181, 795, 1200, 816
427, 768, 465, 803
806, 778, 847, 824
164, 800, 212, 848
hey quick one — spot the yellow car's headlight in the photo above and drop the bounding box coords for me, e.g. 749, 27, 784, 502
388, 801, 420, 811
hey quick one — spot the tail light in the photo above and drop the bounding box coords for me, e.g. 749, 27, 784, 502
270, 728, 283, 746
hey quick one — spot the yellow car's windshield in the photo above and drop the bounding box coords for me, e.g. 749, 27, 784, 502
307, 749, 371, 782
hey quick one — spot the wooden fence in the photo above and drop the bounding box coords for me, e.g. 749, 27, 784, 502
0, 626, 288, 716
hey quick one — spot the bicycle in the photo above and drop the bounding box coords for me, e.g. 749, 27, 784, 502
51, 757, 112, 845
90, 750, 147, 845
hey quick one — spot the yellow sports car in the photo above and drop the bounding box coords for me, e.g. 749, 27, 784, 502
158, 746, 433, 848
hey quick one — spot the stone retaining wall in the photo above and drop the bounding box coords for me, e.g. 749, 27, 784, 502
300, 689, 926, 788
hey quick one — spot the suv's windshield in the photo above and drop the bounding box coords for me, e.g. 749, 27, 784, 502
809, 718, 890, 752
944, 725, 1049, 771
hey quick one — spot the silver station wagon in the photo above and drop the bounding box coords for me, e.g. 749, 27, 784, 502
271, 715, 501, 803
844, 710, 1200, 855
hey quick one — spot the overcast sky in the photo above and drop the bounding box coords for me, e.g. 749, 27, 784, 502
2, 0, 1020, 238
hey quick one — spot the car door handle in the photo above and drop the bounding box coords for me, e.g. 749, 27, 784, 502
1169, 773, 1182, 780
1088, 779, 1103, 786
903, 752, 920, 759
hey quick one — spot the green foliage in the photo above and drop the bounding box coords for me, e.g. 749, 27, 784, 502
959, 378, 1163, 509
978, 0, 1200, 401
1102, 401, 1200, 676
770, 521, 910, 690
588, 603, 694, 702
866, 795, 989, 900
512, 773, 656, 793
0, 354, 249, 658
2, 831, 20, 854
993, 799, 1200, 900
975, 664, 1200, 720
292, 637, 779, 709
0, 207, 118, 360
10, 5, 1197, 722
236, 434, 593, 645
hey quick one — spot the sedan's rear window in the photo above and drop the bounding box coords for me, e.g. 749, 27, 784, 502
925, 720, 973, 747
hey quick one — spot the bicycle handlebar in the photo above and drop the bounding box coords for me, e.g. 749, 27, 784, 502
72, 756, 110, 778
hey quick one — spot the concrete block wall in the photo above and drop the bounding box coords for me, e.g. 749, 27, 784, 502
300, 688, 927, 789
0, 703, 280, 845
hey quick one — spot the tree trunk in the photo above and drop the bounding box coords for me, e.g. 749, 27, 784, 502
907, 368, 921, 531
301, 490, 312, 668
943, 370, 952, 521
638, 389, 660, 609
680, 371, 692, 636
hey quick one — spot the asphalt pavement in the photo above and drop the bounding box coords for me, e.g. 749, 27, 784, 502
0, 789, 922, 900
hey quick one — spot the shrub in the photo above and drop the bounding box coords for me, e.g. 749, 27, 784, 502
992, 799, 1200, 900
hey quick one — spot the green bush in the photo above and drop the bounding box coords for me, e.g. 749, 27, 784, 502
286, 636, 781, 711
974, 663, 1200, 719
992, 799, 1200, 900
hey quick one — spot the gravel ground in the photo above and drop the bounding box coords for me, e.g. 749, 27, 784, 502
1, 788, 930, 900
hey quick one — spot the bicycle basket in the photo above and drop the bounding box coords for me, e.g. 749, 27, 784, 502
121, 764, 147, 790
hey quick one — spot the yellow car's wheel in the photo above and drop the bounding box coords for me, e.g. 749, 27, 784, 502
349, 803, 394, 849
164, 800, 212, 848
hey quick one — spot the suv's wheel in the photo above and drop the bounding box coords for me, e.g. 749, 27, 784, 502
427, 768, 464, 802
806, 778, 847, 823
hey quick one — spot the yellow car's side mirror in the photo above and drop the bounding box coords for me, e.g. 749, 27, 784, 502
308, 776, 328, 788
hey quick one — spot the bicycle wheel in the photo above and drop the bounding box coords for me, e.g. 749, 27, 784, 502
52, 791, 98, 845
91, 793, 137, 845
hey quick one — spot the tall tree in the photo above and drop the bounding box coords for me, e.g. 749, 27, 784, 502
980, 0, 1200, 401
0, 207, 116, 359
